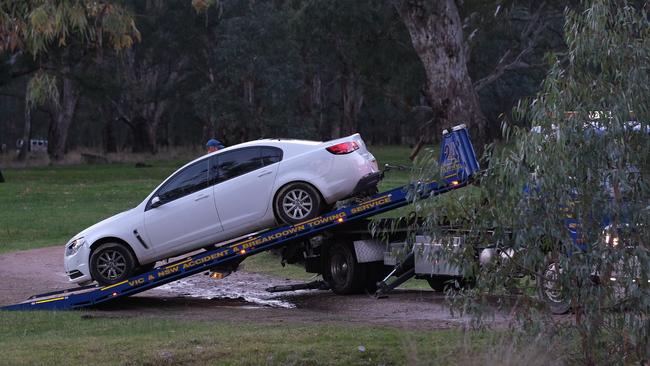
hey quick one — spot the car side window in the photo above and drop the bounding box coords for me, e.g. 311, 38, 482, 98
217, 147, 263, 182
260, 146, 283, 166
155, 159, 209, 203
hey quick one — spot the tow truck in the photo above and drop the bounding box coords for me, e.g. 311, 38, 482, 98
2, 124, 480, 311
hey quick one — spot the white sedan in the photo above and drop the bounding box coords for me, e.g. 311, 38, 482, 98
64, 134, 380, 285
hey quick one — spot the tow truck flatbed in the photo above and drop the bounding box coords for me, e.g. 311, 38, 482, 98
2, 124, 479, 311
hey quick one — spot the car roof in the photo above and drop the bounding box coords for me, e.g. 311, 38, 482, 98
180, 138, 323, 169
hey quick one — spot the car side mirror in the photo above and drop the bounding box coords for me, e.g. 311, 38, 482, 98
150, 196, 162, 208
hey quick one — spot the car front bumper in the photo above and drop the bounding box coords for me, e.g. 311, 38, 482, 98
64, 244, 92, 283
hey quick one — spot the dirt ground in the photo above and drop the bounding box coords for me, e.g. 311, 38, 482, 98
0, 246, 509, 330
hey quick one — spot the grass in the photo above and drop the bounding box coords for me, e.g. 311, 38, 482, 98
0, 161, 183, 253
0, 311, 493, 366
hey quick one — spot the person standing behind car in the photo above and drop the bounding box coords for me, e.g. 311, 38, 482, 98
206, 138, 225, 153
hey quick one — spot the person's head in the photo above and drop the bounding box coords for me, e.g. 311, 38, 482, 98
206, 139, 224, 153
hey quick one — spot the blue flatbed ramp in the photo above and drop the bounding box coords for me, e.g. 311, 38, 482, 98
2, 125, 479, 311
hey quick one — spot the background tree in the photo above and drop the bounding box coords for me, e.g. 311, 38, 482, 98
1, 0, 566, 159
392, 0, 566, 156
393, 0, 489, 149
0, 0, 139, 161
107, 1, 195, 154
414, 1, 650, 363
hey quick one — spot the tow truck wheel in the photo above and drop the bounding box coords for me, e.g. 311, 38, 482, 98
536, 256, 571, 315
426, 276, 463, 292
90, 243, 136, 286
274, 182, 322, 224
427, 278, 446, 292
324, 242, 367, 294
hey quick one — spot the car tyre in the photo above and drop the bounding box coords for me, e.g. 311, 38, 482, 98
324, 242, 367, 294
90, 242, 136, 286
274, 182, 322, 225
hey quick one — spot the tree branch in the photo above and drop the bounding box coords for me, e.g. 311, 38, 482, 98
473, 3, 550, 92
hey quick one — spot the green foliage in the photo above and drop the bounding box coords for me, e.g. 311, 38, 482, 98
1, 0, 140, 56
0, 1, 140, 150
415, 1, 650, 363
26, 71, 59, 108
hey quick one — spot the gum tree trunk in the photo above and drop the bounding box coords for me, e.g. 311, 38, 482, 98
129, 100, 166, 154
394, 0, 487, 147
17, 102, 31, 161
340, 66, 364, 137
48, 75, 79, 162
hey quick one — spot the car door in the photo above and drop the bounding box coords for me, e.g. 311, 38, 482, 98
143, 158, 223, 256
212, 146, 281, 231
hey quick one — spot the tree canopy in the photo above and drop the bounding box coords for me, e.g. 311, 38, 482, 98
0, 0, 564, 160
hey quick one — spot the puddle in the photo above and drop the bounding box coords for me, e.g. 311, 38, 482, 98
157, 271, 315, 309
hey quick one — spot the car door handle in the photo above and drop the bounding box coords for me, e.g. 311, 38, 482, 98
257, 170, 272, 177
194, 194, 210, 201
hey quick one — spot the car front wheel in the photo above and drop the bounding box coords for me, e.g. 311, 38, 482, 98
89, 243, 136, 286
274, 182, 322, 224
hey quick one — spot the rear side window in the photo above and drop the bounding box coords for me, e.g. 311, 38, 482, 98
155, 160, 209, 203
207, 146, 284, 186
260, 146, 283, 166
217, 147, 263, 181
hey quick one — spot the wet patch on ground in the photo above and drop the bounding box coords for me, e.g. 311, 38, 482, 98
157, 270, 319, 308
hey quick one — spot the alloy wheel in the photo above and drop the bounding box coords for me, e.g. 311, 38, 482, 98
282, 188, 314, 220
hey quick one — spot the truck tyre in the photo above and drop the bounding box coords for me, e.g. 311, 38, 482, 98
324, 242, 367, 294
90, 243, 136, 286
274, 182, 322, 225
427, 278, 447, 292
536, 255, 571, 315
426, 276, 463, 292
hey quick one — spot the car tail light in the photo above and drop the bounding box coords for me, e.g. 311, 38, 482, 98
326, 141, 359, 155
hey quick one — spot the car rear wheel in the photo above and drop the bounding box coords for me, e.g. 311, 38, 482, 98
274, 182, 322, 225
90, 243, 136, 286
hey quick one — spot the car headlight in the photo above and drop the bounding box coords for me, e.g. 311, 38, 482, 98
66, 237, 86, 256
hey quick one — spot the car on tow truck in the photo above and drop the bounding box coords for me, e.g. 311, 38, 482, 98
64, 134, 380, 286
